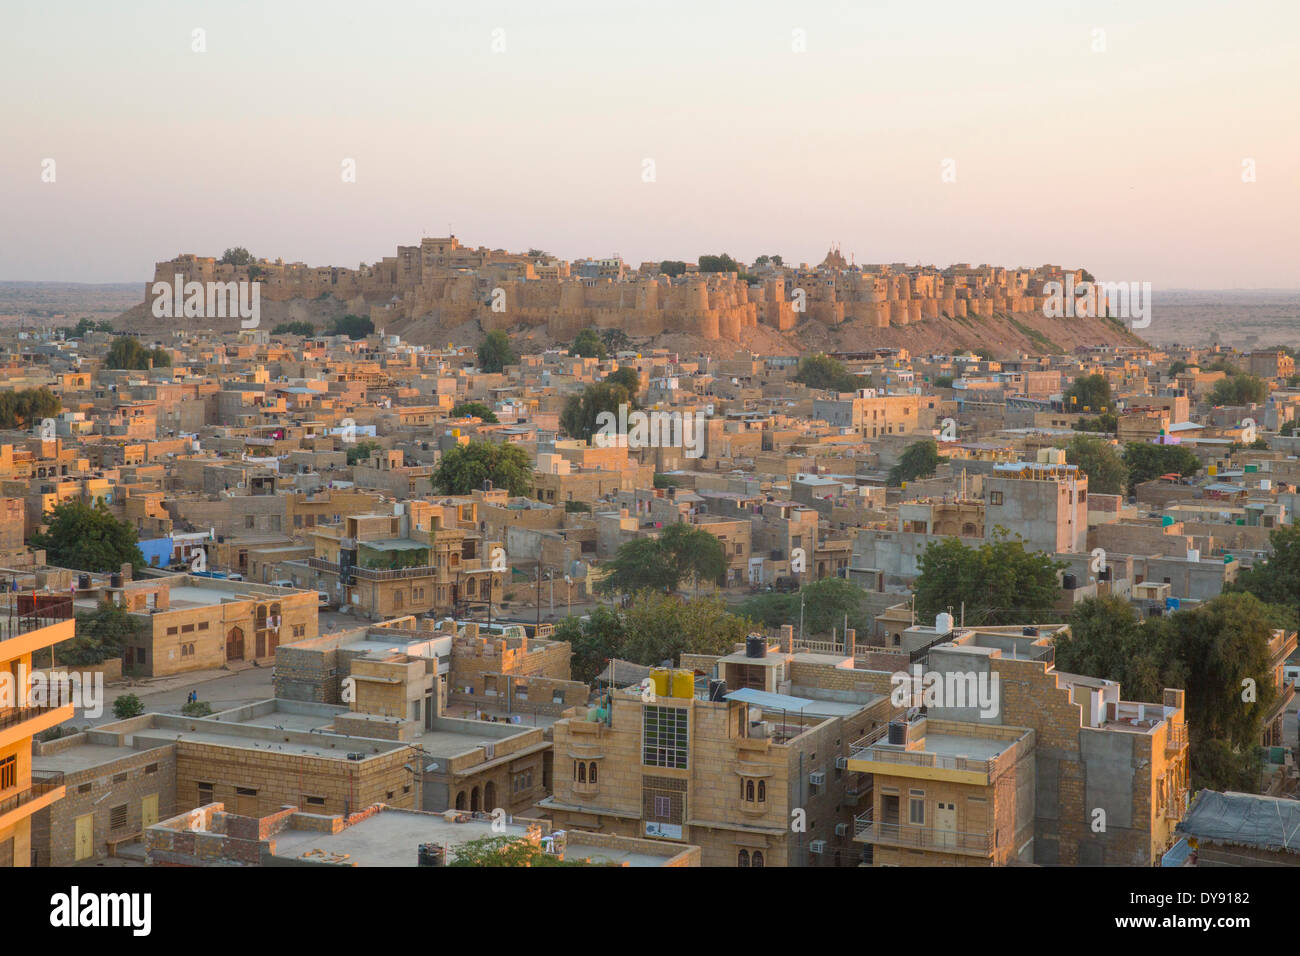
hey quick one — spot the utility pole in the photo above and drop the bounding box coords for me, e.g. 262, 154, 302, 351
535, 565, 541, 631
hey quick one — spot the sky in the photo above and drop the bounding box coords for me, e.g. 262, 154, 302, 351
1, 0, 1297, 287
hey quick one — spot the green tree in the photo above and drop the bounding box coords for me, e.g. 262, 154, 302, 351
477, 329, 515, 373
271, 321, 316, 336
659, 522, 728, 595
1072, 412, 1118, 433
30, 500, 145, 572
1230, 526, 1300, 622
1055, 596, 1162, 701
605, 366, 640, 398
0, 387, 61, 430
219, 247, 253, 266
1168, 360, 1188, 377
1121, 442, 1200, 492
793, 353, 863, 393
621, 590, 749, 664
554, 606, 625, 684
698, 254, 743, 274
933, 375, 954, 389
448, 835, 603, 867
1208, 374, 1267, 407
450, 402, 499, 423
659, 260, 687, 277
1063, 435, 1128, 495
431, 441, 533, 497
596, 525, 727, 598
327, 314, 374, 340
888, 440, 941, 487
113, 693, 145, 719
56, 600, 144, 666
105, 336, 171, 370
570, 329, 607, 360
1063, 374, 1113, 413
600, 328, 631, 353
560, 382, 636, 443
739, 577, 869, 638
594, 537, 679, 597
913, 534, 1065, 627
346, 439, 381, 465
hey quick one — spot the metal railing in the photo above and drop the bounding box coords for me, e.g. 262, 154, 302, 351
0, 701, 68, 732
0, 775, 64, 817
853, 812, 995, 854
1166, 722, 1188, 753
0, 598, 74, 645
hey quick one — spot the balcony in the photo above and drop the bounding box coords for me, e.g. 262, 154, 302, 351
1165, 788, 1189, 819
0, 599, 74, 647
853, 811, 995, 856
0, 774, 66, 831
1166, 722, 1188, 754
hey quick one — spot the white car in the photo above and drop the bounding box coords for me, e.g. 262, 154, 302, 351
269, 579, 296, 589
317, 591, 331, 607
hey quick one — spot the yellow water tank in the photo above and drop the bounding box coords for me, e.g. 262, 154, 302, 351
650, 668, 671, 699
672, 669, 695, 699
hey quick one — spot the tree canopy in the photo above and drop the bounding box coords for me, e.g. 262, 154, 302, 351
0, 387, 61, 430
1054, 593, 1284, 791
1208, 374, 1267, 407
560, 382, 636, 443
1230, 525, 1300, 623
554, 591, 750, 684
738, 577, 870, 637
913, 534, 1065, 627
219, 247, 253, 266
1063, 434, 1127, 495
793, 353, 865, 393
271, 321, 315, 336
1063, 373, 1113, 413
431, 441, 533, 497
30, 499, 145, 572
570, 329, 607, 360
888, 440, 941, 487
1121, 442, 1200, 492
105, 336, 171, 370
327, 314, 374, 339
451, 402, 499, 423
477, 330, 515, 373
594, 523, 728, 597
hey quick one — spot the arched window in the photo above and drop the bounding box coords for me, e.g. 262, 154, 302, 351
577, 762, 586, 783
745, 780, 755, 802
738, 849, 750, 867
752, 851, 764, 868
589, 762, 598, 784
757, 780, 766, 802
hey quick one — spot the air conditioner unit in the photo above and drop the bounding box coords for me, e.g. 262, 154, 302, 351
834, 755, 848, 770
809, 770, 826, 786
808, 840, 827, 854
835, 823, 849, 837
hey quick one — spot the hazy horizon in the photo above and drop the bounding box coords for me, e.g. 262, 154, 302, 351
3, 0, 1298, 287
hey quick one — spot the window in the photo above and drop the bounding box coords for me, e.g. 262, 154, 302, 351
304, 796, 326, 807
110, 804, 128, 830
642, 705, 689, 769
198, 622, 208, 631
757, 780, 765, 802
113, 772, 127, 784
745, 779, 755, 802
577, 762, 586, 784
197, 782, 214, 804
909, 790, 925, 825
145, 763, 158, 775
588, 762, 597, 784
235, 787, 257, 797
989, 491, 1003, 506
738, 849, 750, 867
78, 783, 92, 795
752, 851, 764, 868
0, 755, 14, 790
654, 795, 671, 816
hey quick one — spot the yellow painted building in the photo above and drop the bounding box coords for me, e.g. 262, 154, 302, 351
0, 603, 73, 866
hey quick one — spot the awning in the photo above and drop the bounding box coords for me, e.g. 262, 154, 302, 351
723, 687, 816, 711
